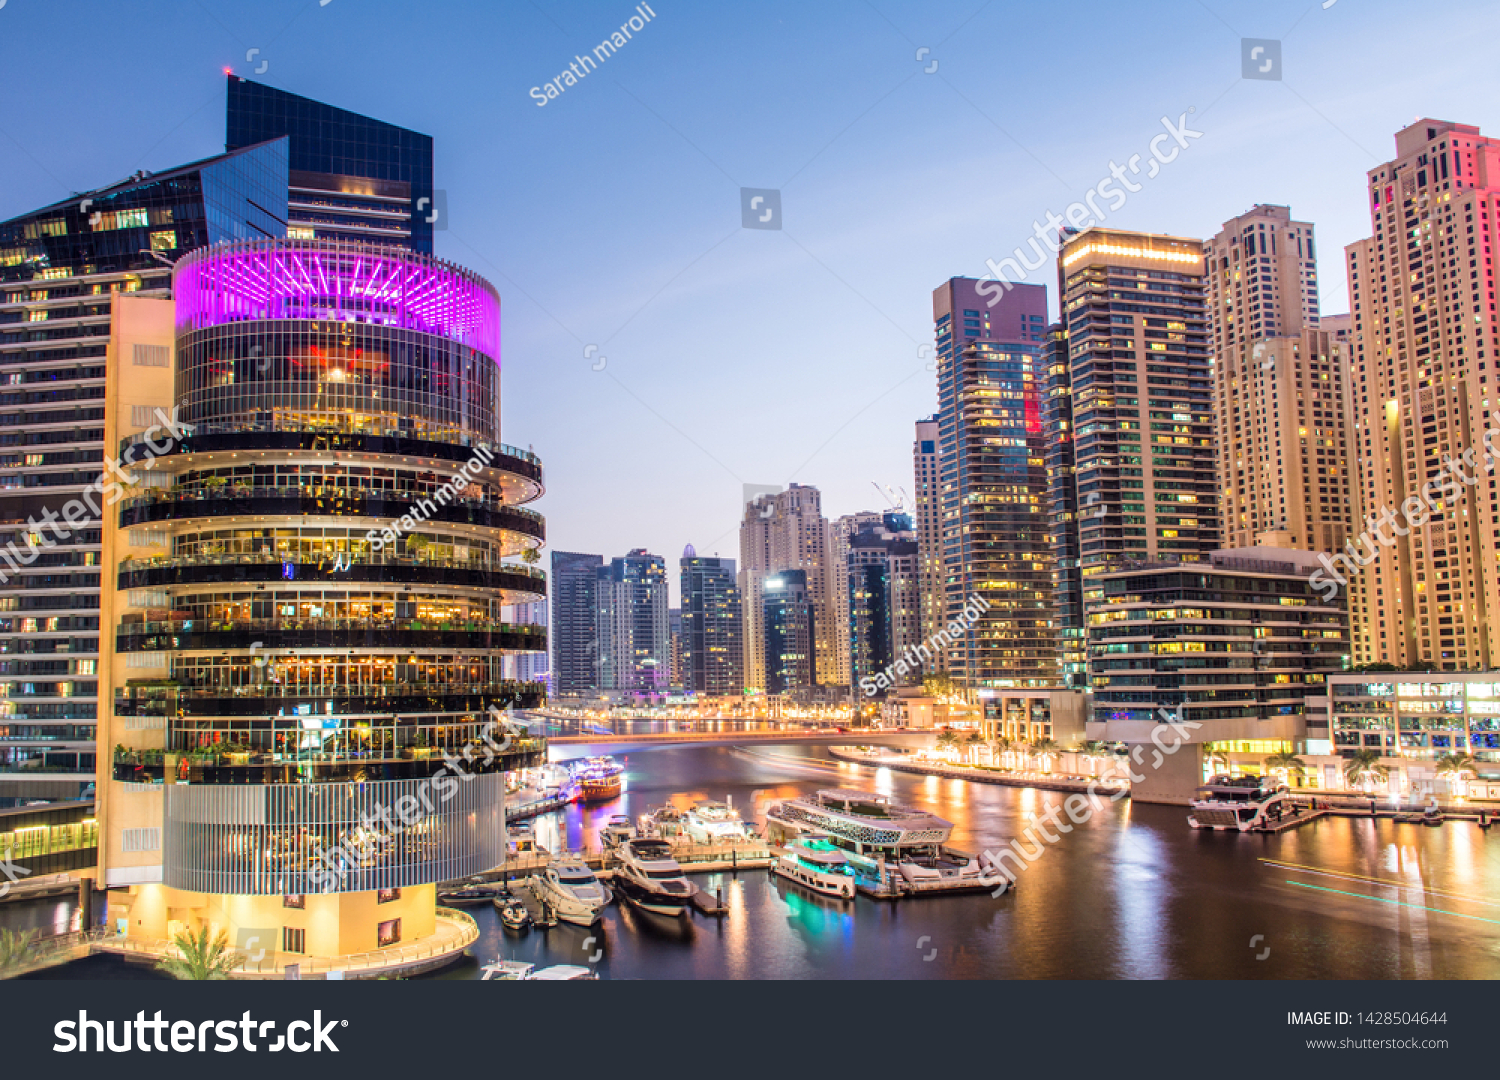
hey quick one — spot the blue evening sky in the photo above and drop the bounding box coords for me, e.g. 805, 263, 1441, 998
1, 0, 1495, 602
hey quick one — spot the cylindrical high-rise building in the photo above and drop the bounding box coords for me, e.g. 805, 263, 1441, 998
96, 239, 547, 974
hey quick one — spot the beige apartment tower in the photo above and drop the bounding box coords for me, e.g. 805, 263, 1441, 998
1207, 205, 1355, 554
1343, 119, 1500, 669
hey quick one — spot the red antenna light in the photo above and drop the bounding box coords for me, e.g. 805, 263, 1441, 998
223, 67, 234, 75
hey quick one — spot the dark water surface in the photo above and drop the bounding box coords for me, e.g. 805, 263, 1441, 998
9, 743, 1498, 979
437, 743, 1500, 979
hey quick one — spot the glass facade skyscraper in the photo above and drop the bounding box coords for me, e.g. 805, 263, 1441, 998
227, 76, 435, 254
679, 548, 742, 696
932, 277, 1057, 691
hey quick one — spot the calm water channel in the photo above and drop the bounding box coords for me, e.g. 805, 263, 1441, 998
11, 743, 1500, 979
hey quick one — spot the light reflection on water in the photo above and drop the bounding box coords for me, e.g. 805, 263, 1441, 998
9, 744, 1498, 980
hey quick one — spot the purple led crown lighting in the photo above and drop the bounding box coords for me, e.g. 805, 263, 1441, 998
173, 239, 501, 361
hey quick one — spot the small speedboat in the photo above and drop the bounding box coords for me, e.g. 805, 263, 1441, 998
494, 893, 532, 932
438, 883, 496, 907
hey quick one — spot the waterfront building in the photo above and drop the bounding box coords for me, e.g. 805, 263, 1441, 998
913, 416, 944, 674
0, 142, 290, 806
1085, 547, 1348, 803
96, 238, 547, 965
226, 76, 435, 254
980, 688, 1088, 746
679, 546, 742, 696
550, 551, 602, 698
764, 569, 816, 695
1207, 206, 1355, 554
931, 277, 1056, 690
829, 510, 883, 687
738, 483, 836, 691
1057, 230, 1216, 590
1343, 119, 1500, 669
846, 513, 920, 695
596, 549, 670, 696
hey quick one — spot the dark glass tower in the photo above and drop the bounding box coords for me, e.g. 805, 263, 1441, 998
226, 76, 434, 254
679, 547, 742, 696
764, 569, 816, 694
1044, 321, 1085, 689
551, 551, 603, 698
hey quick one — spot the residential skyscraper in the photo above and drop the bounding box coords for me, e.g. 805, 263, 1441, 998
763, 569, 816, 695
1058, 229, 1216, 584
1343, 118, 1500, 668
1043, 322, 1086, 688
596, 549, 670, 695
913, 416, 944, 673
0, 142, 289, 805
680, 546, 743, 697
738, 483, 835, 690
932, 277, 1056, 690
845, 513, 921, 694
551, 551, 603, 697
226, 76, 435, 254
829, 510, 883, 686
1207, 206, 1355, 554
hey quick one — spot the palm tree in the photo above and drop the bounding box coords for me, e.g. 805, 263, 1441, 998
963, 730, 984, 764
156, 926, 244, 981
1434, 752, 1478, 796
1077, 740, 1111, 777
1204, 744, 1232, 778
934, 728, 958, 758
1029, 737, 1060, 774
1263, 749, 1307, 787
989, 735, 1014, 770
0, 928, 38, 975
1343, 748, 1389, 793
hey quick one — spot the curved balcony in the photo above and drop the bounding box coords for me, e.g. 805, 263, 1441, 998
120, 425, 543, 500
119, 486, 546, 545
118, 553, 546, 600
111, 740, 547, 785
117, 617, 547, 654
114, 680, 547, 718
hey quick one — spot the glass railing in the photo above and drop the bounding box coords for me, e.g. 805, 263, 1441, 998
120, 617, 545, 637
118, 551, 546, 581
121, 485, 544, 522
117, 680, 545, 702
121, 422, 543, 468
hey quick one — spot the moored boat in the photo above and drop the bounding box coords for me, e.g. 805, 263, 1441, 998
494, 892, 532, 931
601, 814, 635, 847
612, 838, 696, 916
683, 799, 749, 844
1187, 774, 1292, 831
771, 832, 856, 899
575, 757, 624, 802
526, 859, 611, 926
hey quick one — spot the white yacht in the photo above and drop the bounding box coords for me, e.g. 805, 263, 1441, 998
683, 800, 749, 844
481, 960, 597, 981
611, 838, 697, 916
764, 788, 1002, 891
600, 815, 635, 848
1187, 774, 1293, 831
525, 859, 612, 926
771, 832, 856, 899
